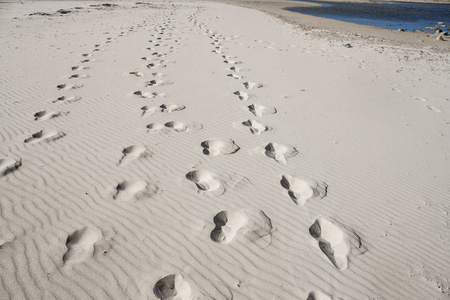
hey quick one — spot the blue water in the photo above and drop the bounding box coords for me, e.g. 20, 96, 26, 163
286, 1, 450, 32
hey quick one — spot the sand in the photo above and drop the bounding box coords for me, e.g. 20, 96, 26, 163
0, 1, 449, 299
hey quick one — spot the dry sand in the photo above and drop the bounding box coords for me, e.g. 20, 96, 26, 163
1, 1, 449, 300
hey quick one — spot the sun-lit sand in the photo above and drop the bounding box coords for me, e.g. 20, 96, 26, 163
1, 1, 449, 299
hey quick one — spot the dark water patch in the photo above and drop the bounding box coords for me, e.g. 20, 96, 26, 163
286, 1, 450, 32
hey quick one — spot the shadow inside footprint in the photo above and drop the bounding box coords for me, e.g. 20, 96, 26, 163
119, 145, 147, 165
186, 170, 221, 193
0, 157, 21, 177
24, 130, 65, 144
281, 175, 327, 206
248, 104, 276, 117
201, 139, 240, 156
211, 208, 273, 247
153, 274, 191, 300
63, 226, 102, 265
264, 143, 298, 164
164, 121, 188, 132
160, 104, 185, 113
34, 110, 63, 121
309, 217, 366, 270
113, 179, 148, 202
242, 119, 271, 135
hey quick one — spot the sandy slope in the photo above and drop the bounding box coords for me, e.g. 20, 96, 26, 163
0, 1, 449, 299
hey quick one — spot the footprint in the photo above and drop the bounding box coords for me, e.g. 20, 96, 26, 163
212, 49, 222, 54
306, 291, 332, 300
24, 130, 65, 144
113, 179, 148, 202
201, 139, 240, 156
34, 110, 62, 121
223, 60, 241, 64
414, 96, 427, 102
145, 80, 166, 87
234, 91, 249, 101
280, 175, 327, 206
0, 157, 21, 177
248, 104, 276, 117
164, 121, 188, 132
210, 208, 272, 246
129, 71, 144, 77
141, 105, 159, 116
229, 66, 241, 72
160, 104, 185, 113
52, 96, 81, 103
427, 106, 442, 113
153, 274, 191, 300
119, 145, 146, 165
146, 63, 165, 69
227, 74, 242, 79
243, 82, 263, 90
264, 143, 298, 164
71, 66, 90, 71
69, 74, 90, 79
147, 123, 165, 133
134, 91, 161, 98
57, 84, 82, 90
242, 119, 271, 135
309, 217, 365, 270
63, 226, 102, 265
186, 170, 220, 193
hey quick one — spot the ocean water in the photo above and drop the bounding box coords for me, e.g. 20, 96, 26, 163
286, 1, 450, 32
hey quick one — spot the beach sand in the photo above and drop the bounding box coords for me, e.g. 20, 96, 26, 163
0, 1, 449, 299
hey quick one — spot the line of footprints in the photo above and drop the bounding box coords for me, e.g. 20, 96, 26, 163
0, 8, 368, 300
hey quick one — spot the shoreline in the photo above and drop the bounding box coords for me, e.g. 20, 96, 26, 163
215, 0, 450, 53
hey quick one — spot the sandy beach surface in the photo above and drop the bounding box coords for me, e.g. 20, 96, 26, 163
1, 1, 449, 299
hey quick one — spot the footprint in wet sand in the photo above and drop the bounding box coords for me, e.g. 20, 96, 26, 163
280, 175, 327, 206
63, 226, 102, 265
160, 104, 185, 113
243, 82, 263, 90
234, 91, 249, 101
242, 119, 271, 135
34, 110, 64, 121
24, 130, 65, 144
211, 208, 272, 246
53, 96, 81, 103
113, 179, 148, 202
248, 104, 276, 117
264, 143, 298, 164
119, 145, 147, 165
154, 274, 191, 300
201, 139, 240, 156
186, 170, 221, 194
309, 217, 366, 270
0, 157, 21, 177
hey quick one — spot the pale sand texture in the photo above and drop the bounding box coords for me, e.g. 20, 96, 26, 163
1, 1, 450, 299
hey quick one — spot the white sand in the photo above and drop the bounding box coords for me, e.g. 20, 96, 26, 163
1, 1, 449, 299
